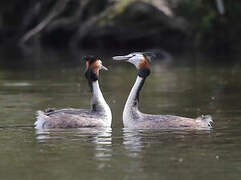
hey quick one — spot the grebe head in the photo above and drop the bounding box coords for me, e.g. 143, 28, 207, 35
83, 55, 108, 81
113, 52, 151, 78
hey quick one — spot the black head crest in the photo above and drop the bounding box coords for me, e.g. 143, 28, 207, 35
142, 52, 157, 62
82, 55, 98, 64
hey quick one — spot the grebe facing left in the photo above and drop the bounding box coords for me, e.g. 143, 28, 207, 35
113, 52, 213, 130
35, 56, 112, 129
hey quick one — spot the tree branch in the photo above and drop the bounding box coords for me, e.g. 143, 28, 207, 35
70, 2, 120, 48
46, 0, 89, 32
19, 0, 70, 44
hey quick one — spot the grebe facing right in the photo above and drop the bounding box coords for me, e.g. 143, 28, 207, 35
35, 56, 112, 129
113, 52, 213, 130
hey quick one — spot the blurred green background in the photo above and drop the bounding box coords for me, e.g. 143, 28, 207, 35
0, 0, 240, 56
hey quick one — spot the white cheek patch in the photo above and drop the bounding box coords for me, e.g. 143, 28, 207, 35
129, 59, 139, 67
128, 54, 145, 68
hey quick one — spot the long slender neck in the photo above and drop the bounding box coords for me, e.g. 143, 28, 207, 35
124, 76, 145, 109
84, 64, 112, 126
90, 80, 109, 112
85, 69, 108, 112
123, 76, 146, 125
123, 67, 150, 125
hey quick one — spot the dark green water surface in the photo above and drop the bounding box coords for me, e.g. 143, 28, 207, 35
0, 51, 240, 180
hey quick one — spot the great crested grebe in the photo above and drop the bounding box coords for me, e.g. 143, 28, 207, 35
35, 56, 112, 129
113, 52, 213, 129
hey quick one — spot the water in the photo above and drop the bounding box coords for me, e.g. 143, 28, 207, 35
0, 50, 241, 180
